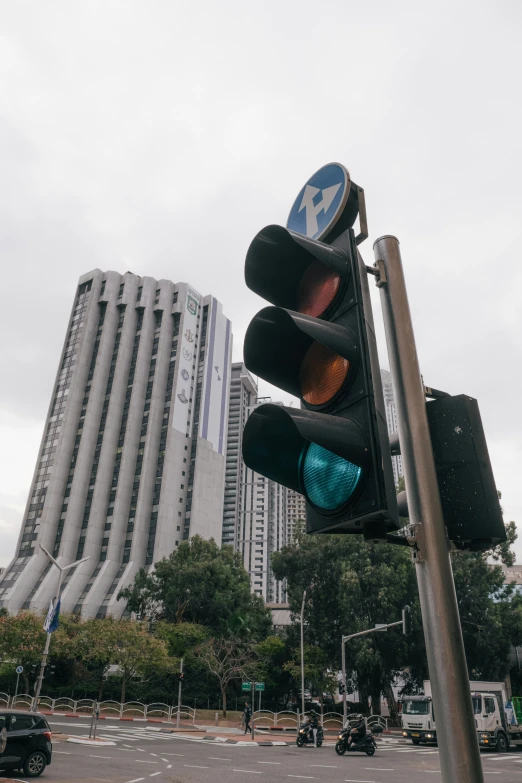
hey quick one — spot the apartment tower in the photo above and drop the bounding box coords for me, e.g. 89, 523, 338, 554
0, 270, 232, 617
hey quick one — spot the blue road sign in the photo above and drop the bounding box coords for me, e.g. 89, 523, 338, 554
287, 162, 350, 241
16, 666, 23, 674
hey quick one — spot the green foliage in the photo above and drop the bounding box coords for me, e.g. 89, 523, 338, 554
119, 536, 271, 639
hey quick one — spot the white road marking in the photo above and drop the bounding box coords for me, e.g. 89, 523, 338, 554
208, 757, 232, 760
161, 758, 168, 762
233, 771, 262, 775
184, 764, 209, 769
288, 777, 315, 780
149, 773, 162, 778
134, 760, 158, 764
257, 761, 281, 764
54, 751, 72, 754
162, 752, 184, 756
149, 753, 158, 756
309, 765, 337, 768
90, 754, 112, 758
124, 778, 145, 783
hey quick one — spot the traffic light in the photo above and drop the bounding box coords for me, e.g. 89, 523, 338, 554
177, 672, 185, 682
426, 394, 506, 551
242, 164, 398, 540
338, 681, 345, 695
402, 605, 412, 636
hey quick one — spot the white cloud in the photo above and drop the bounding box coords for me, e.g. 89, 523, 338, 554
1, 0, 521, 566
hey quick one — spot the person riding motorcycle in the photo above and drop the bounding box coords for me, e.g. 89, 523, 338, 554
306, 710, 320, 747
347, 714, 366, 748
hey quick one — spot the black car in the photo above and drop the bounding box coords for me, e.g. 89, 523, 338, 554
0, 710, 52, 777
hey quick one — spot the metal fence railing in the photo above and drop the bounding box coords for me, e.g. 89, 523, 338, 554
0, 692, 195, 722
253, 709, 344, 730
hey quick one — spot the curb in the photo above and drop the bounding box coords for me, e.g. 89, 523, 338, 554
200, 735, 293, 746
67, 737, 117, 747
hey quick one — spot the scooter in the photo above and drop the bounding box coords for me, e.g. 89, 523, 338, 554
296, 722, 324, 748
335, 723, 383, 756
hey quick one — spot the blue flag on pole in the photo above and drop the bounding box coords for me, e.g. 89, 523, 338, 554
43, 600, 54, 633
48, 598, 61, 633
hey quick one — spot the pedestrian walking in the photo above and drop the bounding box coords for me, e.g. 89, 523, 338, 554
243, 702, 252, 734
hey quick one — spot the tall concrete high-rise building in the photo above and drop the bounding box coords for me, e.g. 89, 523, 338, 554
381, 369, 404, 486
0, 270, 232, 618
222, 363, 291, 602
286, 489, 307, 542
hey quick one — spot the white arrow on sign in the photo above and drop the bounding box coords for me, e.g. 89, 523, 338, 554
298, 182, 342, 237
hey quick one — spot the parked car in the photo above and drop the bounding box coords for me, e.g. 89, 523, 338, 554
0, 710, 52, 777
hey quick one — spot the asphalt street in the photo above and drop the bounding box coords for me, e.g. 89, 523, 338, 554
7, 717, 522, 783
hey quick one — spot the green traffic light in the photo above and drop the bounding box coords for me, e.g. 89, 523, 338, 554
300, 442, 362, 511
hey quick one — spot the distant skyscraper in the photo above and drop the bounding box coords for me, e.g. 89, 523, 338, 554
286, 489, 307, 541
222, 363, 291, 602
0, 270, 232, 618
381, 369, 404, 486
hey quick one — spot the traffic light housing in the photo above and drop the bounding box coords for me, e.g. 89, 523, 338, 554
426, 394, 506, 551
242, 178, 398, 540
402, 605, 412, 636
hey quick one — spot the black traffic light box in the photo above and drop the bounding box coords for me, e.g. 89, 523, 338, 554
242, 180, 398, 540
426, 394, 505, 551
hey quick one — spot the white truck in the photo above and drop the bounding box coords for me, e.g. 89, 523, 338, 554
400, 680, 522, 752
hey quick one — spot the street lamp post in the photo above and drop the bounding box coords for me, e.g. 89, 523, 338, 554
32, 545, 89, 712
341, 623, 400, 725
300, 589, 307, 717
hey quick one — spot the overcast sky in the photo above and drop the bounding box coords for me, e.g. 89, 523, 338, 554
1, 0, 521, 567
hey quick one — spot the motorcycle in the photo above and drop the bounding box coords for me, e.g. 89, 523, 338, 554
335, 723, 383, 756
296, 722, 324, 748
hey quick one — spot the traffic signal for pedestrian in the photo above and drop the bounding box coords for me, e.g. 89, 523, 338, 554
402, 605, 412, 636
242, 165, 398, 540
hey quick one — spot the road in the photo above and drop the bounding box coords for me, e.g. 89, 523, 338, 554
9, 716, 522, 783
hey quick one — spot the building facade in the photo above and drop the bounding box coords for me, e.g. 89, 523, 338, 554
286, 489, 307, 541
222, 363, 301, 602
381, 369, 404, 487
0, 270, 232, 618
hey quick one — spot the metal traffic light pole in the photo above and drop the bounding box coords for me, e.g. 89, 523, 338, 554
373, 235, 484, 783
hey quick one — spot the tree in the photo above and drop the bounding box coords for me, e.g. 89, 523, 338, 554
196, 637, 257, 717
119, 536, 271, 639
272, 529, 420, 715
0, 611, 46, 694
254, 635, 293, 705
451, 520, 522, 682
284, 644, 337, 714
75, 616, 173, 701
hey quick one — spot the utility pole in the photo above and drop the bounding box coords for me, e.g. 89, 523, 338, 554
300, 588, 307, 717
32, 546, 89, 712
341, 622, 401, 724
176, 658, 184, 728
373, 235, 484, 783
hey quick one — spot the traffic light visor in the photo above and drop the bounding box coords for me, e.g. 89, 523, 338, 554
245, 225, 348, 317
242, 404, 369, 514
244, 307, 358, 409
